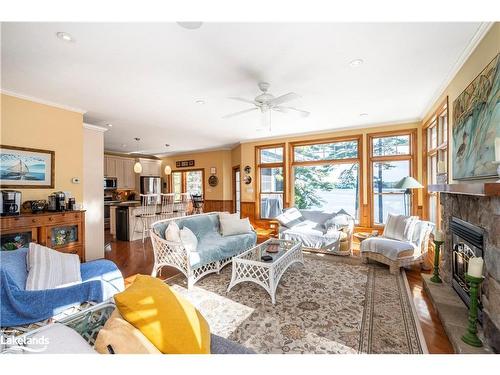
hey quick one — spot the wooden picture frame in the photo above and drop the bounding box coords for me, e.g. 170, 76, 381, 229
0, 145, 55, 188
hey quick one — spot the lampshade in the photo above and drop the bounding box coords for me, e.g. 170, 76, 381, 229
164, 165, 172, 175
133, 160, 142, 174
394, 176, 423, 189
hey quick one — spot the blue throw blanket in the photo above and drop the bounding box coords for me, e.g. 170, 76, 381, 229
0, 248, 124, 327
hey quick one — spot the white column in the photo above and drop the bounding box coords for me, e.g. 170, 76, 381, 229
83, 123, 107, 260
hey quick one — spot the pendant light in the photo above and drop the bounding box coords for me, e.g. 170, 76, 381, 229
133, 137, 142, 173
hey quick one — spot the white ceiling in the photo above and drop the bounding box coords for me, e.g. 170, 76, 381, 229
1, 22, 485, 155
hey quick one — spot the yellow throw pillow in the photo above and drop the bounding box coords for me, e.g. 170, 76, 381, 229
114, 274, 210, 354
95, 309, 161, 354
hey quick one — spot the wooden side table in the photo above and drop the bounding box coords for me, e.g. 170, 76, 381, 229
354, 232, 377, 243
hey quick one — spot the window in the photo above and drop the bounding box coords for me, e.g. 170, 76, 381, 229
293, 140, 358, 161
369, 132, 415, 225
257, 145, 285, 219
292, 138, 361, 222
424, 100, 448, 227
234, 168, 241, 215
170, 169, 204, 201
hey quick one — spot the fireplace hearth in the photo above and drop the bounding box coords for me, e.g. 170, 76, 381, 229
437, 191, 500, 353
450, 217, 485, 321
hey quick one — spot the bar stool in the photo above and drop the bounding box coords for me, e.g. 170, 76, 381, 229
191, 194, 204, 214
175, 192, 191, 217
159, 193, 175, 220
134, 194, 159, 243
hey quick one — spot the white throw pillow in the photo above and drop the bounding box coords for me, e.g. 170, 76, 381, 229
164, 221, 181, 242
275, 207, 305, 228
383, 213, 417, 242
26, 243, 82, 291
219, 215, 253, 236
180, 227, 198, 252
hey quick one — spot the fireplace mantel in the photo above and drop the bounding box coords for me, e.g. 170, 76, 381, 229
428, 183, 500, 197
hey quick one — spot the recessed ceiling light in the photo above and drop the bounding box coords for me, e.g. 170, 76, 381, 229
360, 113, 369, 117
177, 22, 203, 30
195, 99, 206, 105
106, 123, 113, 127
349, 59, 364, 67
56, 32, 74, 42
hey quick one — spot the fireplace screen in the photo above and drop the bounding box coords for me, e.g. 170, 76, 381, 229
450, 217, 484, 320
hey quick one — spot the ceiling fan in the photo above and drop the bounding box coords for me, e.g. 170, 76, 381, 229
223, 82, 310, 129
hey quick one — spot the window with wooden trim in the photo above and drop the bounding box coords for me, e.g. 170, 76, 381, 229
368, 131, 416, 225
291, 138, 361, 221
171, 169, 204, 201
424, 100, 448, 227
257, 145, 285, 219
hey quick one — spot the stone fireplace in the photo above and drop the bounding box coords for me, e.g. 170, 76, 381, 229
440, 188, 500, 352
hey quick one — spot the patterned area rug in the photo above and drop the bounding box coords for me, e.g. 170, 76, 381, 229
168, 254, 427, 354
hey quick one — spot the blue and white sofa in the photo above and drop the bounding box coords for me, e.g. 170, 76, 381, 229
150, 213, 257, 289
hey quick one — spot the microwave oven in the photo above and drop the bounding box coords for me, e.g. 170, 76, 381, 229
104, 177, 117, 190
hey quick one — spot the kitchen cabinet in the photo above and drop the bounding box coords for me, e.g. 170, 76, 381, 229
104, 155, 137, 190
139, 158, 162, 176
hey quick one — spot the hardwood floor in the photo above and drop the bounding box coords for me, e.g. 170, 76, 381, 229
104, 231, 454, 353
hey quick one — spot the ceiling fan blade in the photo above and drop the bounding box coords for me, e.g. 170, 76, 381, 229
274, 106, 310, 117
228, 97, 256, 105
222, 107, 258, 119
269, 92, 299, 106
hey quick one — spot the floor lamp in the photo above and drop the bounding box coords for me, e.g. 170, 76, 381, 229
394, 176, 423, 216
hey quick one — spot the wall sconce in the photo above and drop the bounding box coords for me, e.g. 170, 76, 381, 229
164, 165, 172, 175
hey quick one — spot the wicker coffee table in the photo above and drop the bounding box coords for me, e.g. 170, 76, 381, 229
227, 238, 303, 304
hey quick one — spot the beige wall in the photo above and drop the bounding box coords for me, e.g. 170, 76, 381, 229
161, 149, 233, 201
1, 94, 84, 202
422, 23, 500, 182
83, 125, 105, 260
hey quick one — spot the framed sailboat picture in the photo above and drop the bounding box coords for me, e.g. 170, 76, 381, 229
0, 145, 54, 188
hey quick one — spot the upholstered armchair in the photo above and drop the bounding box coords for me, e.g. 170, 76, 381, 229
360, 218, 434, 274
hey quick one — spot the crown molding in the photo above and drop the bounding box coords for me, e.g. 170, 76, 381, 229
420, 22, 494, 120
238, 118, 421, 145
83, 123, 108, 132
157, 145, 235, 158
1, 89, 87, 114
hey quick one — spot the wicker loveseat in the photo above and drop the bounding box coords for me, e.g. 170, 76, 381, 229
150, 213, 257, 289
276, 208, 355, 256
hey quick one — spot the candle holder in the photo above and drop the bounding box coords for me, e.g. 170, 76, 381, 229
461, 273, 484, 347
430, 240, 444, 283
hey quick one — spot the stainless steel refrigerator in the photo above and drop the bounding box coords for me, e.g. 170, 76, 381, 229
140, 176, 162, 199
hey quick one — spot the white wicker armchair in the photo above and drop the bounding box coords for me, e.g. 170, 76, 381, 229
360, 220, 434, 274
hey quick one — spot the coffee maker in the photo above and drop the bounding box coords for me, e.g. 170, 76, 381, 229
48, 191, 66, 211
1, 190, 21, 216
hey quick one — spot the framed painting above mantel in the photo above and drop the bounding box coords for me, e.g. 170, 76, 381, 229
0, 145, 55, 188
452, 53, 499, 180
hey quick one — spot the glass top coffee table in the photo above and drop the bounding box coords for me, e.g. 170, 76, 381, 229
227, 238, 303, 304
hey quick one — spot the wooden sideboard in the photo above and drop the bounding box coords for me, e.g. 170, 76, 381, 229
0, 211, 86, 261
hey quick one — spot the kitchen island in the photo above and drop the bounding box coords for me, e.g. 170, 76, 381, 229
108, 201, 145, 242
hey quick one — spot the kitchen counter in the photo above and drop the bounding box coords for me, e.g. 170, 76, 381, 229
106, 200, 140, 207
